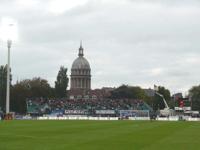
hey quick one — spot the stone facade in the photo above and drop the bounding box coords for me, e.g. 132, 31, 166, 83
70, 44, 91, 90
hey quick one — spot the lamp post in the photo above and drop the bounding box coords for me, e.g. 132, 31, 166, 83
0, 18, 18, 114
6, 39, 12, 114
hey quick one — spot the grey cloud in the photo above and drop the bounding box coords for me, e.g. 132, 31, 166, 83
0, 0, 200, 93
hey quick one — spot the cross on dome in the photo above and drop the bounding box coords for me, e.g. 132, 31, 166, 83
78, 41, 84, 57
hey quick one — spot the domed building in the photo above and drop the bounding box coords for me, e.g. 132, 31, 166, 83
70, 43, 91, 90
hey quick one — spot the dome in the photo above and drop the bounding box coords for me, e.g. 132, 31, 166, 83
70, 43, 91, 90
71, 56, 90, 70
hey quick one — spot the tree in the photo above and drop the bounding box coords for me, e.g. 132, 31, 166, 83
189, 85, 200, 111
110, 85, 147, 99
28, 77, 53, 98
0, 65, 12, 112
11, 82, 28, 113
55, 66, 69, 98
153, 86, 171, 110
11, 77, 53, 113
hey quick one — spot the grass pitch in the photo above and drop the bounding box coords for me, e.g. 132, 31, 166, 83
0, 120, 200, 150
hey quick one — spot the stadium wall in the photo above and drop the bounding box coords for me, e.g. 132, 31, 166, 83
37, 116, 119, 121
36, 116, 152, 121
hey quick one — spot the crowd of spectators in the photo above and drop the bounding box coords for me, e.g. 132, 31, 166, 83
27, 98, 152, 115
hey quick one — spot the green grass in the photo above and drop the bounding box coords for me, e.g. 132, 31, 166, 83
0, 120, 200, 150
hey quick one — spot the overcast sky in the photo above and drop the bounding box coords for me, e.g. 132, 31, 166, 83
0, 0, 200, 94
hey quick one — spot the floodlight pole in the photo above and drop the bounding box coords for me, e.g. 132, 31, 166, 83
6, 39, 12, 114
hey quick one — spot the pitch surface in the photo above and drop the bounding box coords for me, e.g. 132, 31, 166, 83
0, 120, 200, 150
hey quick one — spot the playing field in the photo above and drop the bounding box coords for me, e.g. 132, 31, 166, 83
0, 120, 200, 150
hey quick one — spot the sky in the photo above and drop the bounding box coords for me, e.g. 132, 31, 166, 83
0, 0, 200, 94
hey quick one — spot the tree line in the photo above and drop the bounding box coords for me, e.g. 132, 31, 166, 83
0, 65, 68, 113
109, 85, 200, 111
109, 85, 171, 110
0, 64, 200, 113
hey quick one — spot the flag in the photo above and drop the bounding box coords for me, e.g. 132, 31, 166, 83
154, 85, 159, 91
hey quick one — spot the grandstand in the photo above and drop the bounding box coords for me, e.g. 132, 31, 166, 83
26, 98, 153, 117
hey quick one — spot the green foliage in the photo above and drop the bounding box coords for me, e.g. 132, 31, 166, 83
11, 77, 53, 113
111, 85, 147, 99
153, 86, 171, 110
11, 82, 28, 113
189, 85, 200, 111
27, 77, 53, 98
55, 66, 69, 98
